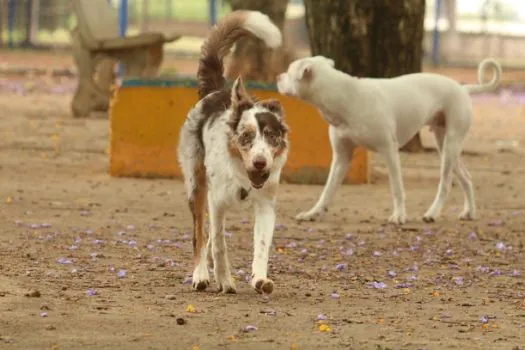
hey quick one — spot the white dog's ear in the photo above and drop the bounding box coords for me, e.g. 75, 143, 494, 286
299, 64, 313, 80
231, 76, 251, 105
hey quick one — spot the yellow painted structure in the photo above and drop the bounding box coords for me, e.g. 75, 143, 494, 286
110, 78, 369, 184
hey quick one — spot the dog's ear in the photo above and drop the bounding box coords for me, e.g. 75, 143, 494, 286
231, 76, 251, 105
258, 99, 284, 118
299, 64, 313, 81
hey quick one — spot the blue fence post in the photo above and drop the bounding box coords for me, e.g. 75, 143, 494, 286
7, 0, 16, 48
432, 0, 442, 66
118, 0, 128, 77
209, 0, 218, 27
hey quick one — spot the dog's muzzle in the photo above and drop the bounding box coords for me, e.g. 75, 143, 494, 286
248, 170, 270, 189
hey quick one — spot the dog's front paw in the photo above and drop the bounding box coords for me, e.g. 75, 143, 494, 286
216, 276, 236, 294
422, 209, 438, 223
251, 277, 274, 295
458, 209, 476, 221
192, 267, 210, 291
388, 212, 406, 225
295, 209, 323, 222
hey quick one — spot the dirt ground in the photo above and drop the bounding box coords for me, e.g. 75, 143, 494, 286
1, 54, 525, 350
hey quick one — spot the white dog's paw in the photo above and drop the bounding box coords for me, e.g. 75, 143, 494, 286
251, 277, 274, 295
295, 209, 323, 222
422, 211, 437, 223
458, 209, 476, 221
388, 212, 406, 225
215, 275, 236, 294
192, 266, 210, 292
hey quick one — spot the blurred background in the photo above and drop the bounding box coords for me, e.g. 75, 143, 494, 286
2, 0, 525, 69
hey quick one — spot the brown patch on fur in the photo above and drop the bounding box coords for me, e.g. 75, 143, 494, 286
189, 163, 208, 266
257, 99, 284, 117
197, 11, 252, 99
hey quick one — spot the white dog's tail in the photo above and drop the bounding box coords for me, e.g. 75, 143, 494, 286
464, 58, 502, 94
197, 10, 282, 99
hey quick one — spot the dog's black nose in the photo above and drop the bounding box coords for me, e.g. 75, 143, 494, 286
253, 157, 267, 170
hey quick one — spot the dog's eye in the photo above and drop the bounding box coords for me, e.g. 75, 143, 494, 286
239, 131, 253, 145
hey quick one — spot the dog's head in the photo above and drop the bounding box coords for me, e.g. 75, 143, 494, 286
277, 56, 335, 98
227, 77, 288, 189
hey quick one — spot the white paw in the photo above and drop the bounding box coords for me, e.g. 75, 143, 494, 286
215, 274, 236, 294
295, 209, 323, 222
388, 212, 406, 225
459, 209, 476, 221
251, 277, 274, 295
422, 211, 437, 223
192, 265, 210, 291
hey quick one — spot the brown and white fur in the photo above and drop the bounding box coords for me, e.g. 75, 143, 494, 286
177, 11, 288, 294
277, 56, 502, 224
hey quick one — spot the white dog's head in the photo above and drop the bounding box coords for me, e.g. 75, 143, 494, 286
227, 77, 289, 189
277, 56, 335, 98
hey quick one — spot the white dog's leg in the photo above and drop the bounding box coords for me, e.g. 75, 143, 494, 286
208, 195, 236, 293
296, 126, 354, 221
423, 133, 462, 222
380, 145, 406, 225
433, 128, 475, 220
251, 198, 276, 294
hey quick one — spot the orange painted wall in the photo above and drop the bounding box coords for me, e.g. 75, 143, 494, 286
110, 85, 369, 184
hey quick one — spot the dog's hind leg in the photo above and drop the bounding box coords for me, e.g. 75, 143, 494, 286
295, 125, 355, 221
423, 127, 465, 222
189, 163, 210, 291
208, 194, 236, 293
432, 126, 476, 221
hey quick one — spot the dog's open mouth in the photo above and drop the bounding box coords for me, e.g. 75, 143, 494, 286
248, 171, 270, 189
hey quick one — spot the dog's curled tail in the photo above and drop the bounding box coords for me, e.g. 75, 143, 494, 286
464, 58, 502, 94
197, 10, 282, 99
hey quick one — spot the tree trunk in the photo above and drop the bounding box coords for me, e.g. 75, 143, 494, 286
304, 0, 426, 152
38, 0, 61, 31
225, 0, 293, 83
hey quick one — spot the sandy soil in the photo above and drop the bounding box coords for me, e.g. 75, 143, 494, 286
1, 67, 525, 350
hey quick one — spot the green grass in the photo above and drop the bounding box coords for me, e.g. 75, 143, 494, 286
130, 0, 231, 22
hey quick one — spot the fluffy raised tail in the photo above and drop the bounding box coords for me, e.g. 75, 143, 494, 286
197, 10, 282, 99
464, 58, 502, 94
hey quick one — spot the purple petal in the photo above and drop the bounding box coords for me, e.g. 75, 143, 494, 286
345, 248, 354, 256
345, 233, 353, 240
244, 325, 257, 332
407, 275, 417, 281
480, 316, 489, 324
490, 269, 502, 277
40, 312, 48, 317
446, 249, 453, 256
117, 269, 127, 278
316, 313, 328, 321
286, 241, 297, 248
367, 281, 387, 289
56, 257, 72, 265
86, 288, 96, 296
511, 269, 520, 277
496, 242, 506, 251
335, 263, 346, 271
388, 270, 397, 278
468, 231, 477, 240
373, 251, 382, 257
395, 283, 413, 289
69, 245, 78, 251
476, 265, 489, 273
224, 231, 233, 238
454, 276, 464, 286
331, 292, 340, 299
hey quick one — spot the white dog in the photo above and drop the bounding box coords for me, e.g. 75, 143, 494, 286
177, 11, 288, 294
277, 56, 501, 224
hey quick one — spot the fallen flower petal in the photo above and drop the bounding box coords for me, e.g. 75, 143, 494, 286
244, 325, 257, 332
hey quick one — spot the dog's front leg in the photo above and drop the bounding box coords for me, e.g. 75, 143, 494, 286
380, 146, 406, 225
208, 195, 236, 293
296, 126, 353, 221
251, 197, 276, 294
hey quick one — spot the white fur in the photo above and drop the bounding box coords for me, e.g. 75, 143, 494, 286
178, 97, 288, 293
243, 11, 282, 49
277, 56, 502, 224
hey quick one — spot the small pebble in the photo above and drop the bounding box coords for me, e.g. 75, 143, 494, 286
176, 317, 186, 325
25, 289, 41, 298
165, 294, 177, 300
